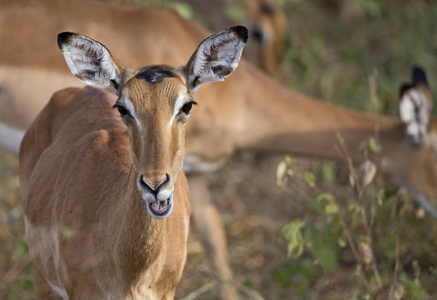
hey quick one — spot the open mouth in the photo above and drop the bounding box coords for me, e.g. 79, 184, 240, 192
148, 197, 173, 219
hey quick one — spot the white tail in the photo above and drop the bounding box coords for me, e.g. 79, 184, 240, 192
19, 27, 247, 299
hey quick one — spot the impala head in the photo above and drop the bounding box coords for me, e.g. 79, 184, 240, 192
399, 67, 433, 146
58, 26, 248, 218
245, 0, 286, 74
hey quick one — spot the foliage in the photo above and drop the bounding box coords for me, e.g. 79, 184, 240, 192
276, 72, 436, 298
278, 153, 435, 298
277, 0, 437, 115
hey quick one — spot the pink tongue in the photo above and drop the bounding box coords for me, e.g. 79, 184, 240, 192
152, 202, 161, 211
152, 201, 166, 212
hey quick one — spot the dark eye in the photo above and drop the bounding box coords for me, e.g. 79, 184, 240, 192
117, 106, 128, 117
181, 101, 197, 115
113, 103, 130, 118
181, 103, 192, 114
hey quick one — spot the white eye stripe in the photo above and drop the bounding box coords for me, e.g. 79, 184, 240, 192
169, 93, 186, 128
124, 98, 141, 128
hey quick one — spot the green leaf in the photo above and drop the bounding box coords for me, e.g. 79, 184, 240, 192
377, 189, 385, 206
325, 202, 339, 215
304, 172, 315, 188
281, 219, 306, 258
359, 137, 382, 153
285, 155, 293, 167
338, 235, 347, 248
14, 240, 28, 257
321, 161, 336, 183
368, 137, 382, 153
62, 227, 74, 240
316, 193, 328, 204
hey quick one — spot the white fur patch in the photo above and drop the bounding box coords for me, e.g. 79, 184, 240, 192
124, 98, 141, 128
48, 283, 69, 300
169, 93, 185, 128
0, 123, 25, 154
400, 89, 431, 141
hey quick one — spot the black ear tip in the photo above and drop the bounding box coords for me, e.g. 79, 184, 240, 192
230, 26, 249, 44
412, 65, 428, 86
57, 32, 76, 49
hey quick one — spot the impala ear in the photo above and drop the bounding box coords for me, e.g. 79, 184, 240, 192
412, 66, 429, 87
183, 26, 248, 94
57, 32, 125, 96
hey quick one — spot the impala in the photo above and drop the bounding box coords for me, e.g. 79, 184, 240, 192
19, 27, 247, 299
244, 0, 286, 75
2, 1, 437, 299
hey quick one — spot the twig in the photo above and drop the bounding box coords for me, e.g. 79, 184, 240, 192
305, 242, 328, 273
339, 214, 375, 294
368, 68, 381, 231
388, 237, 401, 299
233, 282, 265, 300
1, 257, 30, 285
191, 268, 265, 300
178, 281, 217, 300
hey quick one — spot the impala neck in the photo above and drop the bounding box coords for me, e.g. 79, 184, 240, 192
234, 63, 403, 163
112, 168, 166, 285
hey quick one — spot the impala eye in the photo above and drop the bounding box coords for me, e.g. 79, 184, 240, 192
181, 101, 197, 114
113, 103, 130, 118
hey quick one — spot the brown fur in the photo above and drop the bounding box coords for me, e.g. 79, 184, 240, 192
19, 24, 246, 298
19, 57, 198, 298
3, 1, 437, 299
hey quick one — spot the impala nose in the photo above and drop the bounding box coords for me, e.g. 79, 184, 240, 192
139, 174, 170, 194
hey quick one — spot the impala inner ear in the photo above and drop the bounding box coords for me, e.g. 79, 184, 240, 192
184, 26, 248, 94
58, 32, 125, 95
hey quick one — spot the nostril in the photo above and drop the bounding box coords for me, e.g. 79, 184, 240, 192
139, 175, 153, 193
163, 174, 170, 186
139, 174, 170, 193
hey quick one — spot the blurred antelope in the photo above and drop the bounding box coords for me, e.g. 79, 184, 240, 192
3, 1, 437, 299
244, 0, 286, 75
19, 27, 247, 299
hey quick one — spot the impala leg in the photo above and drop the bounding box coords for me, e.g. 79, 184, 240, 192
188, 174, 238, 300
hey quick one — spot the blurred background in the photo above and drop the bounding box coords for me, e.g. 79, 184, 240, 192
1, 0, 437, 299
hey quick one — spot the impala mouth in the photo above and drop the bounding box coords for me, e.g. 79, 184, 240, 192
147, 196, 173, 219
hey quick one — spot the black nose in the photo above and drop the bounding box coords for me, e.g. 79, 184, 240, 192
139, 174, 170, 193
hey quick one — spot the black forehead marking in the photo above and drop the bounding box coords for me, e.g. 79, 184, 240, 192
135, 68, 175, 84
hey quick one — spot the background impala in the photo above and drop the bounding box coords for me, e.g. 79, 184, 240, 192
1, 0, 436, 299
